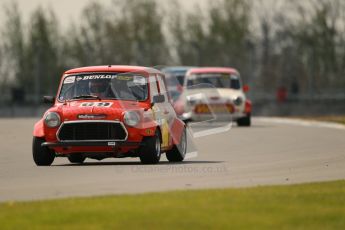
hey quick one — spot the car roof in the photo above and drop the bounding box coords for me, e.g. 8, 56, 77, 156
161, 66, 196, 72
64, 65, 161, 76
187, 67, 239, 75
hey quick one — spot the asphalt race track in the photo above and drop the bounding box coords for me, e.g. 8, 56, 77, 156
0, 118, 345, 201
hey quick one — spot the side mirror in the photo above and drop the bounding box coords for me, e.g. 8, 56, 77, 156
152, 94, 165, 106
243, 85, 249, 93
43, 96, 55, 104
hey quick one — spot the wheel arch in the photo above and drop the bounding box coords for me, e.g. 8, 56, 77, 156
155, 125, 162, 141
170, 118, 186, 145
245, 99, 252, 114
33, 119, 45, 138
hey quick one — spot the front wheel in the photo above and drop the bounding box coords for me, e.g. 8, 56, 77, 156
139, 130, 161, 164
166, 128, 187, 162
237, 113, 251, 127
32, 137, 55, 166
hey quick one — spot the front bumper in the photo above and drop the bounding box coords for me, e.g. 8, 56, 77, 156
180, 111, 247, 122
42, 141, 142, 148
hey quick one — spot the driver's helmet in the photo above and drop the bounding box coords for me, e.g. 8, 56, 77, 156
89, 79, 109, 96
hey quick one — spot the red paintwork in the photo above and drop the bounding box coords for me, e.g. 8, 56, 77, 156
169, 118, 185, 145
245, 100, 252, 114
33, 65, 184, 156
64, 65, 161, 75
173, 99, 185, 116
243, 85, 250, 93
33, 119, 45, 137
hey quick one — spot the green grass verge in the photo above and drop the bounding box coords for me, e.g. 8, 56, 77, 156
1, 180, 345, 229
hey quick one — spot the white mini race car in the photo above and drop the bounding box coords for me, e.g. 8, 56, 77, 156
173, 67, 252, 126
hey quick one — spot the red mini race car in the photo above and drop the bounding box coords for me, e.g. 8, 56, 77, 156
32, 65, 187, 166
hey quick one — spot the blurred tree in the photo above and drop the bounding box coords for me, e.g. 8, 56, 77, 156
287, 0, 345, 95
1, 0, 344, 104
169, 0, 251, 74
206, 0, 250, 67
254, 0, 345, 97
26, 7, 64, 101
66, 0, 168, 67
168, 1, 206, 66
1, 3, 25, 94
1, 4, 64, 103
255, 0, 276, 94
123, 0, 168, 65
0, 47, 8, 97
64, 2, 108, 66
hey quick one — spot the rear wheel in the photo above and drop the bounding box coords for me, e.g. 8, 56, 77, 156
166, 128, 187, 162
32, 137, 55, 166
68, 154, 86, 164
237, 113, 251, 127
139, 130, 161, 164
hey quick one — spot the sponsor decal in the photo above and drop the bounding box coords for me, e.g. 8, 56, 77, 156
78, 114, 107, 119
133, 76, 146, 85
79, 102, 113, 107
76, 76, 83, 81
79, 74, 117, 81
64, 76, 76, 84
117, 75, 133, 81
145, 129, 153, 135
230, 74, 239, 80
67, 74, 144, 83
68, 74, 146, 83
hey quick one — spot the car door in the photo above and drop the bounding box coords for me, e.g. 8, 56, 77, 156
149, 74, 167, 147
156, 74, 175, 148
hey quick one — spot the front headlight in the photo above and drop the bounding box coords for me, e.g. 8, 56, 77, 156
186, 93, 203, 106
187, 99, 197, 106
44, 112, 61, 128
124, 111, 140, 127
233, 96, 243, 106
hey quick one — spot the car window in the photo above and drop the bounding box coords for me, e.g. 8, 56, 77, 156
157, 74, 169, 102
149, 75, 159, 100
187, 73, 241, 90
230, 75, 241, 90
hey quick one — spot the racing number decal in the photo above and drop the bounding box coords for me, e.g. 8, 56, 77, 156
80, 102, 112, 107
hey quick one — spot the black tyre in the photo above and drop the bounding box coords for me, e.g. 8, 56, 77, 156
68, 154, 86, 164
184, 118, 192, 124
32, 137, 55, 166
166, 128, 187, 162
237, 113, 251, 127
139, 130, 161, 164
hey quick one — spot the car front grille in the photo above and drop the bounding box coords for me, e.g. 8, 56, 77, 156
58, 121, 127, 141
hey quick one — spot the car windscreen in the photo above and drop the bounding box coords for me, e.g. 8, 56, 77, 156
58, 73, 148, 101
171, 71, 187, 85
166, 70, 187, 86
186, 73, 241, 90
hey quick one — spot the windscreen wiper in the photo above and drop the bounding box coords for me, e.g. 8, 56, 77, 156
72, 95, 101, 100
